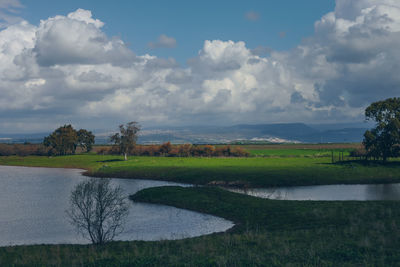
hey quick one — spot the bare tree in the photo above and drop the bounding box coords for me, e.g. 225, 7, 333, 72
110, 121, 140, 160
66, 178, 129, 245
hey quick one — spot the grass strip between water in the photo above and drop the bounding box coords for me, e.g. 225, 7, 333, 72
1, 186, 400, 266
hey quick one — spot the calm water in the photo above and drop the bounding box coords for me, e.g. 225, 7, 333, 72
227, 183, 400, 201
0, 166, 233, 246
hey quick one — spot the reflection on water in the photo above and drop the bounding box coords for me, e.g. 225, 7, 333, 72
228, 183, 400, 201
0, 166, 233, 246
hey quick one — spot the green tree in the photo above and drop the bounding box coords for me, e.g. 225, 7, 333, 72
43, 125, 78, 155
77, 129, 95, 152
110, 122, 140, 160
363, 97, 400, 162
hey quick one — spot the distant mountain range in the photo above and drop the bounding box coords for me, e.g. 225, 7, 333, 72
0, 133, 49, 144
0, 122, 371, 144
132, 123, 369, 144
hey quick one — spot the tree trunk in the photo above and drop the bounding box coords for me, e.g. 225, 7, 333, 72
124, 153, 127, 161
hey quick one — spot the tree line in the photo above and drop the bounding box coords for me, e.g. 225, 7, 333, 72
0, 125, 95, 157
39, 122, 249, 159
97, 142, 250, 158
0, 143, 50, 156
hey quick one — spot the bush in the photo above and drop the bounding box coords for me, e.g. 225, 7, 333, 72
96, 143, 250, 157
0, 144, 50, 156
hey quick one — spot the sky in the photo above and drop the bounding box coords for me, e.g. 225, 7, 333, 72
0, 0, 399, 133
19, 0, 335, 64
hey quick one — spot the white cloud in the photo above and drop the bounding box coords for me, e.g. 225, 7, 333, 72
33, 9, 135, 66
0, 0, 23, 28
67, 9, 104, 28
1, 1, 400, 132
293, 0, 400, 110
148, 34, 177, 49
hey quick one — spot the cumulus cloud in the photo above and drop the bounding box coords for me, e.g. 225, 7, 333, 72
148, 34, 177, 49
1, 1, 400, 132
33, 9, 136, 67
290, 0, 400, 111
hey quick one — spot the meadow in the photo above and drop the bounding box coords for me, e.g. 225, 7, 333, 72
1, 144, 400, 266
230, 143, 361, 157
0, 144, 398, 187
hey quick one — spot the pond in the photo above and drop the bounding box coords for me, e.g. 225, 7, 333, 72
227, 183, 400, 201
0, 166, 234, 246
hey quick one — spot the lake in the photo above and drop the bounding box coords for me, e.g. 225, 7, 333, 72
0, 166, 233, 246
227, 183, 400, 201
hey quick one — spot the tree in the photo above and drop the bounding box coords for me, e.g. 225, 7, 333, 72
66, 178, 129, 245
363, 97, 400, 162
43, 125, 78, 155
110, 122, 140, 160
77, 129, 95, 152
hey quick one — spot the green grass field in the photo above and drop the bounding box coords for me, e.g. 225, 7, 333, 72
1, 146, 400, 265
0, 151, 399, 187
248, 148, 351, 157
231, 143, 361, 157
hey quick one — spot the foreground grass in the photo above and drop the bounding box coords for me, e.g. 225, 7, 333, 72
1, 153, 400, 187
1, 186, 400, 266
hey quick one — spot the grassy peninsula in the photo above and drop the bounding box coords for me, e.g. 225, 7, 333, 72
1, 186, 400, 266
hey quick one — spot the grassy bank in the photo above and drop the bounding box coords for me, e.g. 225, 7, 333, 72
1, 186, 400, 266
1, 153, 400, 187
131, 186, 400, 265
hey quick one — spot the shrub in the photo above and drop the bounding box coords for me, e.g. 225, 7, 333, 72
97, 143, 250, 158
159, 142, 172, 155
0, 144, 50, 156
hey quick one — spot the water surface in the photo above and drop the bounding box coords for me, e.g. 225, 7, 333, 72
227, 183, 400, 201
0, 166, 233, 246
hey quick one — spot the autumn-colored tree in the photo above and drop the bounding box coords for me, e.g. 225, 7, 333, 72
203, 145, 215, 157
178, 144, 192, 157
159, 141, 172, 155
96, 143, 250, 157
